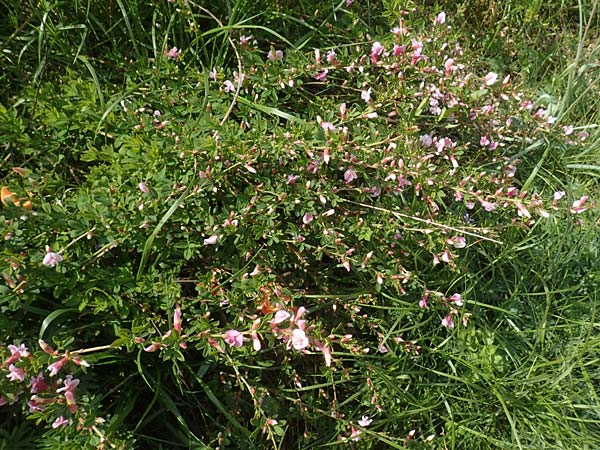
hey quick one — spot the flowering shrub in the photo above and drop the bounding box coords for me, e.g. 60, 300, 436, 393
0, 1, 598, 448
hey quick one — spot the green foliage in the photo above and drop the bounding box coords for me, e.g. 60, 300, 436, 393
1, 1, 599, 449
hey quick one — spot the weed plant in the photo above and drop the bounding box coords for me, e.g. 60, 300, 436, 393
0, 1, 599, 449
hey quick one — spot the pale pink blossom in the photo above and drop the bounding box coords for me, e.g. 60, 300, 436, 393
28, 397, 44, 412
52, 416, 69, 429
358, 416, 373, 427
223, 80, 236, 93
480, 199, 496, 211
484, 72, 498, 86
570, 196, 589, 214
291, 329, 309, 350
419, 292, 429, 309
314, 340, 332, 367
434, 12, 446, 24
72, 355, 90, 367
420, 134, 433, 147
271, 310, 291, 325
448, 236, 466, 249
173, 304, 182, 332
340, 102, 347, 120
138, 182, 149, 193
302, 213, 314, 224
444, 58, 455, 76
344, 167, 358, 184
43, 251, 63, 267
516, 202, 531, 218
441, 315, 454, 329
29, 373, 50, 393
326, 49, 338, 64
57, 374, 80, 412
7, 364, 25, 382
562, 125, 574, 135
393, 44, 406, 56
224, 329, 244, 348
552, 191, 566, 206
370, 42, 385, 63
391, 25, 409, 37
315, 69, 328, 81
239, 35, 252, 48
251, 319, 261, 351
361, 88, 372, 103
166, 47, 182, 60
320, 121, 336, 133
143, 343, 160, 352
48, 356, 69, 376
267, 49, 284, 61
203, 234, 219, 245
3, 344, 29, 367
448, 293, 463, 306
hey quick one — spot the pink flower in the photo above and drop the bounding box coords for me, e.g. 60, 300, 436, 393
251, 319, 261, 351
138, 182, 149, 193
43, 251, 63, 267
302, 213, 314, 224
47, 356, 69, 376
28, 397, 44, 412
441, 315, 454, 329
239, 35, 252, 48
340, 102, 347, 120
173, 304, 182, 332
314, 340, 332, 367
370, 42, 385, 63
484, 72, 498, 86
291, 329, 309, 350
448, 293, 463, 306
267, 49, 284, 61
434, 12, 446, 24
444, 58, 455, 76
203, 234, 219, 245
326, 49, 338, 64
166, 47, 182, 60
143, 343, 160, 352
271, 310, 291, 325
419, 134, 433, 147
393, 44, 406, 56
223, 80, 236, 93
570, 196, 589, 214
52, 416, 70, 429
7, 364, 25, 382
480, 199, 496, 211
29, 373, 50, 393
320, 121, 336, 133
344, 167, 358, 184
314, 69, 328, 81
57, 374, 80, 412
224, 330, 244, 348
448, 236, 466, 249
361, 88, 372, 103
358, 416, 373, 427
3, 344, 29, 366
419, 292, 429, 309
516, 202, 531, 218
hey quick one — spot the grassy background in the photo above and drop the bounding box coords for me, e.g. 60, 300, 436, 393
1, 0, 599, 449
